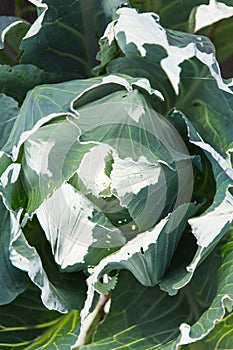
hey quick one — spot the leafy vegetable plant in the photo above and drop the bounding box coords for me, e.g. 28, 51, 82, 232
0, 0, 233, 349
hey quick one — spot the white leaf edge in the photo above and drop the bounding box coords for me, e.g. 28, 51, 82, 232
188, 189, 233, 249
80, 217, 167, 325
0, 163, 21, 189
184, 139, 233, 276
164, 110, 233, 294
8, 75, 162, 162
1, 20, 28, 48
23, 0, 48, 39
11, 112, 74, 161
0, 163, 22, 212
9, 209, 69, 313
104, 7, 232, 95
69, 74, 164, 117
177, 293, 233, 347
194, 0, 233, 32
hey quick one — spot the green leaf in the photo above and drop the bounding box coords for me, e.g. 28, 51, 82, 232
80, 202, 200, 323
69, 76, 183, 169
0, 64, 72, 105
21, 119, 95, 213
96, 6, 232, 119
190, 0, 233, 32
189, 1, 233, 63
0, 198, 28, 305
212, 16, 233, 63
81, 233, 233, 349
20, 0, 126, 77
129, 0, 203, 32
177, 231, 233, 347
0, 162, 27, 211
3, 75, 181, 216
9, 212, 87, 313
160, 109, 233, 295
35, 183, 126, 271
0, 151, 11, 176
177, 64, 233, 157
182, 313, 233, 349
69, 75, 195, 230
0, 16, 30, 65
129, 0, 162, 14
129, 0, 233, 62
0, 285, 80, 349
2, 76, 102, 158
0, 93, 19, 149
80, 270, 196, 350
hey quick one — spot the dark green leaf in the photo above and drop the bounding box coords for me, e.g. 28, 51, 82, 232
182, 313, 233, 349
0, 64, 72, 105
10, 213, 87, 313
212, 16, 233, 63
177, 231, 233, 347
0, 285, 80, 349
81, 270, 196, 350
0, 16, 30, 65
81, 232, 233, 349
20, 0, 127, 77
160, 109, 233, 295
177, 64, 233, 157
0, 93, 19, 148
129, 0, 233, 62
0, 198, 28, 305
81, 202, 200, 318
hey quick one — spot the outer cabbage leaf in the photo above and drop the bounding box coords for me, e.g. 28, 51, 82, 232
190, 0, 233, 63
0, 285, 80, 349
9, 211, 87, 313
0, 198, 28, 305
176, 64, 233, 157
129, 0, 233, 63
0, 16, 30, 65
0, 93, 27, 211
21, 119, 95, 213
0, 162, 27, 211
20, 0, 127, 77
96, 7, 230, 95
96, 8, 233, 157
176, 231, 233, 348
0, 64, 72, 105
81, 270, 197, 350
80, 232, 233, 349
80, 202, 200, 323
2, 76, 103, 159
0, 93, 19, 148
182, 313, 233, 349
160, 109, 233, 295
190, 0, 233, 32
1, 75, 103, 213
212, 15, 233, 63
